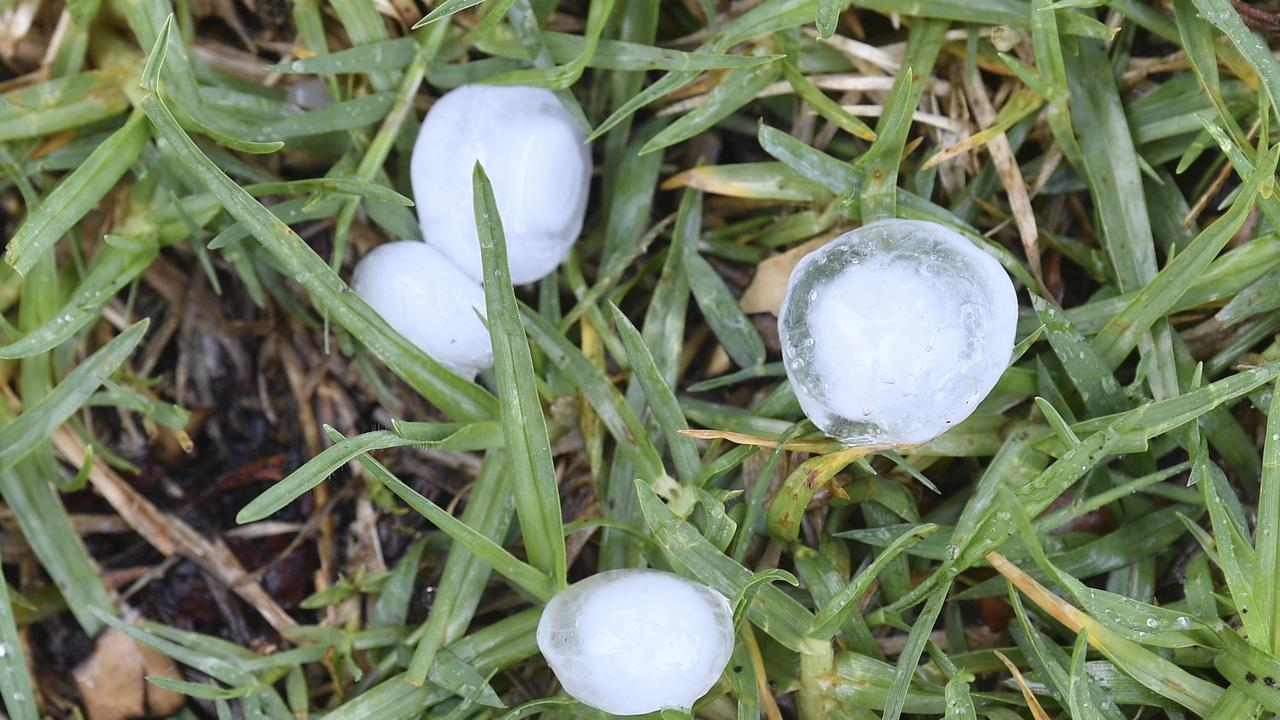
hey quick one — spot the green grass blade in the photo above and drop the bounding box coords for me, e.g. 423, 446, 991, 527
680, 189, 766, 369
237, 424, 500, 522
779, 58, 875, 141
520, 304, 666, 481
413, 0, 486, 27
266, 37, 417, 73
817, 0, 842, 38
0, 565, 38, 720
882, 580, 949, 720
607, 302, 701, 483
1214, 629, 1280, 714
1031, 295, 1127, 416
327, 428, 553, 602
245, 178, 413, 206
1189, 0, 1280, 122
0, 70, 128, 141
473, 162, 566, 587
405, 452, 517, 686
328, 0, 395, 91
991, 553, 1223, 715
486, 0, 615, 89
637, 481, 813, 650
854, 0, 1025, 25
479, 29, 779, 72
638, 58, 781, 155
371, 536, 427, 629
137, 87, 495, 422
1197, 432, 1266, 644
1093, 149, 1277, 369
1260, 379, 1280, 653
0, 320, 147, 475
253, 92, 397, 141
0, 243, 157, 359
1063, 36, 1158, 291
4, 109, 148, 276
856, 18, 947, 221
588, 0, 815, 140
808, 523, 939, 641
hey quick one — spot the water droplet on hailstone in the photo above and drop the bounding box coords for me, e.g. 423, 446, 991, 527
779, 219, 1018, 446
536, 569, 735, 716
411, 85, 591, 285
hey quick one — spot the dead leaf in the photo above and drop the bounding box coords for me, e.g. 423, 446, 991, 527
740, 236, 833, 315
74, 627, 185, 720
0, 0, 40, 61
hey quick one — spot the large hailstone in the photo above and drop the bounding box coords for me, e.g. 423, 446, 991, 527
350, 241, 492, 380
411, 85, 591, 285
536, 569, 735, 716
779, 219, 1017, 446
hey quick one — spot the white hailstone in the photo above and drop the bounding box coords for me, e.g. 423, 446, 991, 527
411, 85, 591, 285
286, 77, 333, 109
779, 219, 1018, 446
350, 241, 492, 380
536, 569, 735, 716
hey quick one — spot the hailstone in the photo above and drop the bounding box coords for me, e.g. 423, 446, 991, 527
350, 241, 492, 380
536, 569, 735, 716
779, 219, 1018, 446
411, 85, 591, 285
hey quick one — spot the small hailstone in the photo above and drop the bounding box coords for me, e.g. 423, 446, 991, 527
779, 219, 1018, 446
411, 85, 591, 285
287, 78, 333, 109
350, 241, 492, 380
536, 569, 735, 716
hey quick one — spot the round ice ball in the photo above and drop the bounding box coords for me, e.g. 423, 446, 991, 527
536, 569, 735, 716
779, 219, 1018, 446
410, 85, 591, 285
350, 241, 492, 381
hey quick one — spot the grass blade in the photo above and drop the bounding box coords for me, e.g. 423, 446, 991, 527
0, 320, 148, 475
473, 162, 566, 587
607, 302, 701, 483
636, 481, 813, 650
882, 581, 949, 720
808, 523, 939, 640
1260, 379, 1280, 653
326, 430, 553, 602
4, 109, 148, 276
638, 58, 781, 155
679, 189, 766, 369
138, 80, 495, 422
0, 565, 38, 720
266, 37, 417, 73
0, 243, 157, 359
237, 424, 500, 522
413, 0, 486, 28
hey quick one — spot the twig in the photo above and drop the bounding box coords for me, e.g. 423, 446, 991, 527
1232, 0, 1280, 33
51, 427, 298, 632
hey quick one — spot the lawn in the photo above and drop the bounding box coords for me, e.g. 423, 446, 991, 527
1, 0, 1279, 717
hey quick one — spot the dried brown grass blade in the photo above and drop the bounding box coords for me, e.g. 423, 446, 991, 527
52, 428, 297, 632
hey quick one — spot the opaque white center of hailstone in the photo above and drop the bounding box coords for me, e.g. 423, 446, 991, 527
536, 569, 735, 716
351, 241, 492, 380
411, 85, 591, 285
779, 219, 1018, 446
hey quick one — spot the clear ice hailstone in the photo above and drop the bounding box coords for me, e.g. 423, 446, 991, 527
536, 569, 735, 716
350, 241, 492, 380
411, 84, 591, 285
778, 219, 1018, 446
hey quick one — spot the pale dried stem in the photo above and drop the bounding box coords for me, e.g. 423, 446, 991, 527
965, 74, 1043, 288
51, 427, 298, 631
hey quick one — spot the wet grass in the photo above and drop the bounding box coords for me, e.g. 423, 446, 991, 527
3, 0, 1280, 717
